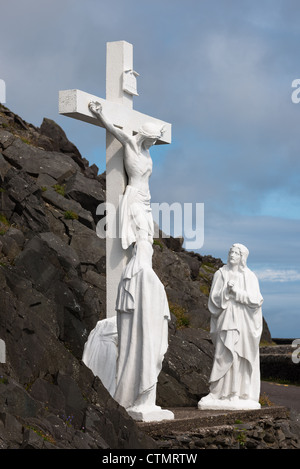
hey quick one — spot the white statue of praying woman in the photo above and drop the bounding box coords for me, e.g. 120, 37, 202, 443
88, 101, 173, 422
198, 243, 264, 410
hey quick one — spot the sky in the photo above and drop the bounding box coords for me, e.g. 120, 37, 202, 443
1, 0, 300, 338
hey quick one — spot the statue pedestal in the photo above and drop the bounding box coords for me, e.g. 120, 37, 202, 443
198, 395, 261, 411
127, 405, 174, 422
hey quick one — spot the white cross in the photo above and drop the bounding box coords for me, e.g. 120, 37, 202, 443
59, 41, 171, 318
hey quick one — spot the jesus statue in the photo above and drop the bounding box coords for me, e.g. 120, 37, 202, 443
198, 243, 264, 410
88, 101, 173, 421
89, 101, 165, 250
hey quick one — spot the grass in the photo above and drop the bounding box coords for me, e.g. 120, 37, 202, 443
235, 428, 247, 448
169, 302, 190, 329
25, 425, 56, 445
201, 262, 217, 272
198, 262, 217, 297
0, 213, 10, 237
0, 213, 10, 226
64, 210, 78, 220
20, 137, 32, 145
52, 184, 66, 197
153, 239, 164, 250
259, 392, 274, 407
200, 284, 210, 296
260, 340, 276, 346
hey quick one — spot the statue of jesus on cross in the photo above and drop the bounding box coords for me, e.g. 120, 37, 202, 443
60, 41, 174, 422
88, 100, 165, 251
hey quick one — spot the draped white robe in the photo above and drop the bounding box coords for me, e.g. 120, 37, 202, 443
207, 265, 263, 402
114, 241, 170, 410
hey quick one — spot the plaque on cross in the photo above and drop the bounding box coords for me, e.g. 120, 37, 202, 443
59, 41, 171, 318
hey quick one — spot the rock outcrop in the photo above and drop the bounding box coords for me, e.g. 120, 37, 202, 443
0, 106, 154, 449
0, 104, 273, 449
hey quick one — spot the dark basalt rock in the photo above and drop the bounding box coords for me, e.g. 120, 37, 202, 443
40, 117, 82, 158
0, 104, 154, 449
157, 327, 214, 407
64, 171, 105, 217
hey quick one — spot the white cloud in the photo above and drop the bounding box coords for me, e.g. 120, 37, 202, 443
255, 268, 300, 282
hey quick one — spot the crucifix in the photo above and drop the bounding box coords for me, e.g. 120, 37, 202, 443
59, 41, 171, 318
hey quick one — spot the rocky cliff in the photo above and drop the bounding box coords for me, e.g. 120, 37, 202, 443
0, 104, 272, 449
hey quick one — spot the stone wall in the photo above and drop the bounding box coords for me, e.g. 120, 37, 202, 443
140, 408, 300, 450
260, 344, 300, 384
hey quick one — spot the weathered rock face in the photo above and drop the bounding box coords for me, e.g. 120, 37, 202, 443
157, 328, 214, 407
0, 104, 273, 448
0, 105, 153, 449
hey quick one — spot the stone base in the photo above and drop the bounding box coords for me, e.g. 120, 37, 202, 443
198, 395, 261, 411
127, 405, 175, 422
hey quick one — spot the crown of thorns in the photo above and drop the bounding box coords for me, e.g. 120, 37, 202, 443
138, 123, 166, 139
